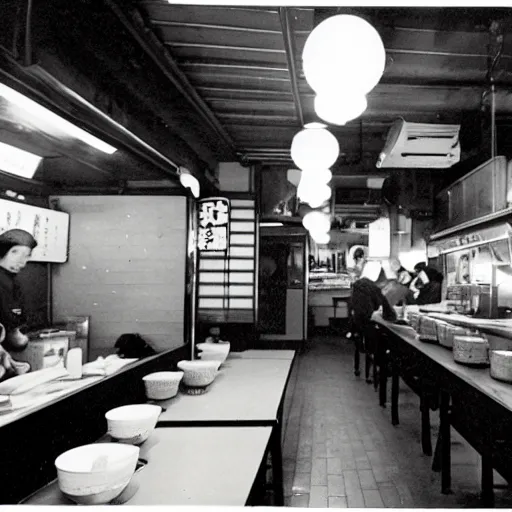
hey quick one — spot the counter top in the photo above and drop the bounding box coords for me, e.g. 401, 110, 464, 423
309, 285, 352, 292
23, 426, 272, 506
372, 313, 512, 413
424, 312, 512, 341
157, 357, 294, 424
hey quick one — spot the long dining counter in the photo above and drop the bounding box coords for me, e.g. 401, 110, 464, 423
20, 349, 297, 507
24, 427, 273, 506
372, 312, 512, 505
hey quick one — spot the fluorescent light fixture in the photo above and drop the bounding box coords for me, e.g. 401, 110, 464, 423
178, 167, 200, 198
0, 141, 42, 179
260, 222, 283, 227
0, 84, 117, 155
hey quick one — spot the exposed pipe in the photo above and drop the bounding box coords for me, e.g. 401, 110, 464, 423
279, 7, 304, 126
24, 0, 33, 67
105, 0, 237, 159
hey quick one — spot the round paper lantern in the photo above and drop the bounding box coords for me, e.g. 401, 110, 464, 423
299, 168, 332, 183
311, 231, 331, 245
302, 211, 330, 233
291, 127, 339, 171
302, 14, 386, 96
314, 92, 367, 126
298, 181, 332, 206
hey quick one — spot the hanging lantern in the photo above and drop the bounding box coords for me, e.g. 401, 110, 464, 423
314, 92, 367, 126
311, 231, 331, 245
306, 188, 332, 208
302, 211, 330, 233
302, 14, 386, 97
299, 168, 332, 182
291, 127, 339, 171
298, 181, 332, 206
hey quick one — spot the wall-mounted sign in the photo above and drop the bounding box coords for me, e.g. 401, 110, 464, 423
0, 198, 69, 263
197, 197, 230, 251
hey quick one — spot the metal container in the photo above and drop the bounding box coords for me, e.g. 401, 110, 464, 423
490, 350, 512, 383
453, 335, 489, 366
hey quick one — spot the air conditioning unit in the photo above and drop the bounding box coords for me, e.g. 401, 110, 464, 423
376, 119, 461, 169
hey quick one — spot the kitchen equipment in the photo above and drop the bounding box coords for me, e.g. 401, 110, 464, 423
105, 404, 161, 445
55, 443, 139, 505
142, 371, 183, 400
16, 335, 69, 371
177, 360, 220, 388
453, 335, 489, 366
490, 350, 512, 383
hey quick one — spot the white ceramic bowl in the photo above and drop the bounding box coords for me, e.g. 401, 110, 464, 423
196, 342, 230, 364
142, 371, 184, 400
177, 360, 220, 387
105, 404, 161, 445
55, 443, 139, 505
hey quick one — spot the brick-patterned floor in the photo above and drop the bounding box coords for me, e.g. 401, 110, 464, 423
281, 335, 512, 508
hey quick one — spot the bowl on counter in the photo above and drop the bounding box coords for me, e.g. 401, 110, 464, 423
177, 360, 220, 388
490, 350, 512, 383
142, 371, 184, 400
105, 404, 161, 445
55, 443, 139, 505
196, 342, 230, 364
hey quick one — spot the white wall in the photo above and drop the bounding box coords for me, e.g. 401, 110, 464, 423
51, 196, 187, 360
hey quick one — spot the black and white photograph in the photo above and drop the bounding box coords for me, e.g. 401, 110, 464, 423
2, 0, 512, 509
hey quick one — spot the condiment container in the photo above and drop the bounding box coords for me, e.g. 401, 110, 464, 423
66, 348, 83, 379
490, 350, 512, 383
453, 335, 489, 366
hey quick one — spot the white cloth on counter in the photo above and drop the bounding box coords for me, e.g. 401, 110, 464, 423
82, 354, 139, 377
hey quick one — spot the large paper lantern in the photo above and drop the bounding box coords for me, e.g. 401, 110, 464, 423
302, 211, 331, 233
302, 14, 386, 96
291, 127, 339, 171
300, 168, 332, 182
314, 92, 367, 126
311, 231, 331, 245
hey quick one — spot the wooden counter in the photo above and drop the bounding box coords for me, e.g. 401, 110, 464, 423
24, 427, 272, 506
309, 287, 351, 326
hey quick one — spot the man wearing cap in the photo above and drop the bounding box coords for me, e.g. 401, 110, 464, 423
0, 229, 38, 353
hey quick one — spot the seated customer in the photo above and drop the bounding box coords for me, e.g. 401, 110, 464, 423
351, 276, 397, 379
411, 262, 444, 305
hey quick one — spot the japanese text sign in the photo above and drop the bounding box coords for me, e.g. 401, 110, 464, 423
197, 197, 230, 251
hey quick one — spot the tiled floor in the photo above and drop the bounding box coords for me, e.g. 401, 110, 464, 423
281, 334, 512, 508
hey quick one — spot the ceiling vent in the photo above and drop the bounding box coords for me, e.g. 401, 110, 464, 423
376, 119, 461, 169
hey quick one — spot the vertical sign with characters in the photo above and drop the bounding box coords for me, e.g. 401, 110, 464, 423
197, 197, 230, 252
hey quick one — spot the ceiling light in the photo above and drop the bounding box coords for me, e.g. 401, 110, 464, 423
291, 127, 339, 171
260, 222, 284, 227
0, 84, 117, 155
302, 14, 386, 97
0, 141, 42, 179
314, 93, 367, 126
178, 167, 200, 198
299, 168, 332, 182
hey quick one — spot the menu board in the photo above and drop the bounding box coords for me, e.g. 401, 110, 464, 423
0, 198, 69, 263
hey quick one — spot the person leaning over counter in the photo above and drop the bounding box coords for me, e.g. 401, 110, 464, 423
410, 262, 444, 305
0, 229, 38, 380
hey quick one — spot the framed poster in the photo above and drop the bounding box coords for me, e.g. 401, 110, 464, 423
0, 198, 69, 263
197, 197, 230, 252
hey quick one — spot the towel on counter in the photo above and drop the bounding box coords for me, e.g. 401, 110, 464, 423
82, 354, 138, 377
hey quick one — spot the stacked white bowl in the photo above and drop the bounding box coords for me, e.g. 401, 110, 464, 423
177, 360, 221, 388
55, 443, 139, 505
105, 404, 162, 445
196, 342, 230, 365
142, 371, 184, 400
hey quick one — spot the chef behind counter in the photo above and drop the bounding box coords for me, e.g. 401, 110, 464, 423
0, 229, 38, 381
